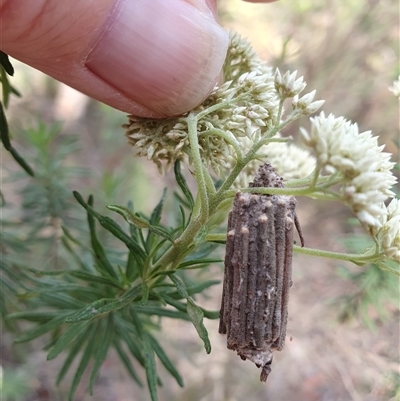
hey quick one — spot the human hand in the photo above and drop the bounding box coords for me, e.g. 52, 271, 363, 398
1, 0, 276, 117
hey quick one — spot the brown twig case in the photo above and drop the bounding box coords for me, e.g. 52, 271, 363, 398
219, 163, 304, 382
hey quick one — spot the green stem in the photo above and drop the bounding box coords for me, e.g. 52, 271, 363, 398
286, 169, 344, 190
293, 245, 382, 264
195, 93, 246, 121
211, 115, 297, 204
148, 214, 204, 280
206, 233, 226, 243
147, 114, 217, 284
241, 186, 341, 200
276, 98, 285, 124
186, 113, 209, 221
377, 262, 400, 277
202, 164, 216, 196
309, 166, 321, 190
199, 128, 243, 161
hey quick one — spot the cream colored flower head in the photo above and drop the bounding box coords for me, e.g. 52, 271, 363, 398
124, 31, 283, 174
377, 198, 400, 262
301, 112, 397, 232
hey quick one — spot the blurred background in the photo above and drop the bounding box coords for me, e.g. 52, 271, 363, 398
1, 0, 399, 400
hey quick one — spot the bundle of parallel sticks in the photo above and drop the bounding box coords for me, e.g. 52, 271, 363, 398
219, 163, 304, 382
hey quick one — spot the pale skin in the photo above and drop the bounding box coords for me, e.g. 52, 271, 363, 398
0, 0, 276, 117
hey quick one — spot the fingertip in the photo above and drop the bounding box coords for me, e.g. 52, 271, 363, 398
86, 0, 229, 116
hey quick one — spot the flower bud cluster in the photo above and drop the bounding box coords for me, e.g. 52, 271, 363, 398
292, 90, 325, 116
301, 112, 397, 232
124, 117, 188, 174
125, 32, 284, 173
275, 70, 306, 98
274, 69, 324, 116
379, 198, 400, 262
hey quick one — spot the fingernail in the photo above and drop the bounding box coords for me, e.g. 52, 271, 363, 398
86, 0, 228, 116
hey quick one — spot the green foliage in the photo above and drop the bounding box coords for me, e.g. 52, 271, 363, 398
0, 52, 33, 176
0, 367, 30, 401
383, 371, 400, 400
1, 127, 221, 401
1, 17, 398, 401
336, 222, 400, 328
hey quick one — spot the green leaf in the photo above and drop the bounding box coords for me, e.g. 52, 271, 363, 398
86, 195, 118, 279
162, 295, 187, 313
178, 204, 186, 231
89, 313, 115, 394
40, 292, 86, 310
177, 280, 220, 298
61, 225, 89, 249
56, 325, 92, 384
19, 284, 105, 298
149, 334, 184, 387
73, 192, 147, 261
64, 298, 118, 323
178, 258, 224, 269
108, 204, 150, 228
202, 309, 220, 319
68, 322, 99, 401
0, 51, 14, 76
169, 274, 189, 298
0, 101, 11, 150
147, 188, 167, 250
141, 282, 149, 306
126, 201, 143, 247
61, 237, 91, 272
129, 309, 159, 400
169, 274, 211, 354
9, 84, 21, 97
14, 313, 72, 343
113, 339, 143, 387
134, 305, 190, 320
6, 311, 61, 322
107, 204, 174, 243
186, 300, 211, 354
99, 215, 147, 256
1, 67, 11, 107
65, 286, 141, 323
126, 251, 140, 281
174, 160, 194, 209
149, 188, 167, 226
20, 266, 65, 276
47, 322, 88, 360
143, 334, 159, 401
68, 271, 124, 290
9, 146, 35, 176
117, 325, 146, 367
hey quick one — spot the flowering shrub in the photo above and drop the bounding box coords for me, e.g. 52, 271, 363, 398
1, 32, 398, 401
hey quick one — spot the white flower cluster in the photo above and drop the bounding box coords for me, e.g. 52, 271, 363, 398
389, 75, 400, 98
275, 70, 325, 115
379, 198, 400, 262
124, 32, 322, 176
201, 33, 281, 138
124, 117, 188, 174
232, 136, 316, 189
125, 32, 283, 173
300, 112, 397, 232
265, 140, 316, 180
275, 70, 306, 98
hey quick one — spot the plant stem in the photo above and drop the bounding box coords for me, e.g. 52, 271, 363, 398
186, 113, 209, 221
241, 186, 340, 200
199, 128, 243, 161
293, 245, 382, 264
